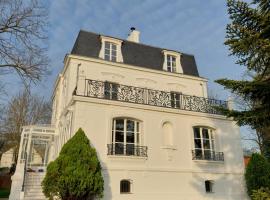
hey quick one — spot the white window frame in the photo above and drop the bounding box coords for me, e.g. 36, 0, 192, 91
170, 92, 181, 108
193, 127, 215, 158
104, 41, 117, 62
112, 118, 141, 155
99, 36, 123, 62
162, 50, 183, 73
167, 55, 177, 72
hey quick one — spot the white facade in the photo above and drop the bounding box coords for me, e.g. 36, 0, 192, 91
10, 29, 248, 200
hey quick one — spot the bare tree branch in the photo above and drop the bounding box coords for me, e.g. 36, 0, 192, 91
0, 0, 49, 83
0, 87, 51, 163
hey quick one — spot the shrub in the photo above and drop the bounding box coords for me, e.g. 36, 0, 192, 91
251, 187, 270, 200
245, 153, 270, 197
42, 128, 104, 200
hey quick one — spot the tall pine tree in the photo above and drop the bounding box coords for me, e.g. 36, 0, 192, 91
216, 0, 270, 159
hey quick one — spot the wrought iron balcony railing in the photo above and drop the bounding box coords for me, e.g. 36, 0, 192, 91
191, 150, 224, 161
75, 79, 228, 115
107, 144, 148, 157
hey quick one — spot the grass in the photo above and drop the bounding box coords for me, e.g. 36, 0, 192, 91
0, 188, 10, 198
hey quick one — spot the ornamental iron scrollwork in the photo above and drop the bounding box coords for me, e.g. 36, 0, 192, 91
78, 79, 228, 115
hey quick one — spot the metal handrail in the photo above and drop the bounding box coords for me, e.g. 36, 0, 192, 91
191, 150, 224, 161
107, 144, 148, 157
21, 152, 27, 192
75, 79, 228, 115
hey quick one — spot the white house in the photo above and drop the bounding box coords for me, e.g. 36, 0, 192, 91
9, 28, 248, 200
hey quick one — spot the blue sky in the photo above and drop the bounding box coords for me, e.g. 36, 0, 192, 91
3, 0, 255, 148
43, 0, 243, 98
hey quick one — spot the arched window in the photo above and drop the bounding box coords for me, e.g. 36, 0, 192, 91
111, 118, 141, 156
120, 180, 131, 194
193, 127, 215, 160
162, 122, 173, 146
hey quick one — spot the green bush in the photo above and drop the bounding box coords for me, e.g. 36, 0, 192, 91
251, 187, 270, 200
42, 128, 104, 200
245, 153, 270, 197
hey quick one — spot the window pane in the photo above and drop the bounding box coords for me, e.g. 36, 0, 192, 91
105, 42, 110, 49
115, 119, 124, 131
104, 54, 110, 61
136, 133, 140, 144
115, 143, 124, 155
194, 139, 202, 148
111, 56, 116, 62
172, 57, 176, 62
126, 132, 134, 143
112, 50, 117, 56
194, 128, 200, 138
112, 44, 117, 50
167, 66, 172, 72
115, 131, 124, 142
203, 139, 210, 149
204, 150, 211, 160
202, 128, 209, 139
195, 149, 202, 158
126, 144, 135, 155
127, 120, 135, 132
105, 49, 110, 55
167, 55, 171, 60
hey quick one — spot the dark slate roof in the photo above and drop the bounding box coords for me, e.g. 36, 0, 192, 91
71, 30, 200, 77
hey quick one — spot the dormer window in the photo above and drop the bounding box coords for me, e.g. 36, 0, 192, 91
99, 36, 123, 62
162, 50, 183, 74
105, 42, 117, 62
167, 55, 176, 72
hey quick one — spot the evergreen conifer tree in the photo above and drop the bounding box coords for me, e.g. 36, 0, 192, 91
245, 153, 270, 197
42, 128, 104, 200
216, 0, 270, 158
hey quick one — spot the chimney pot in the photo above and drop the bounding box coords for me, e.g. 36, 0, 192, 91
127, 27, 140, 43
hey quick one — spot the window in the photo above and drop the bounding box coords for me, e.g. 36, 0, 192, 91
167, 55, 176, 72
104, 81, 118, 100
205, 180, 213, 193
104, 41, 117, 62
111, 118, 140, 156
170, 92, 181, 108
193, 127, 215, 160
120, 180, 131, 193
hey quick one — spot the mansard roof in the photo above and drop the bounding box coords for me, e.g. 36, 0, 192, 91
71, 30, 200, 77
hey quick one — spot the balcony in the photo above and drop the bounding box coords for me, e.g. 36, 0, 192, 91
191, 150, 224, 162
107, 144, 148, 157
74, 79, 228, 115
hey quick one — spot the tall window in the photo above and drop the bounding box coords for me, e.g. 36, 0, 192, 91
120, 180, 131, 193
104, 41, 117, 62
170, 92, 181, 108
112, 118, 140, 155
167, 55, 176, 72
193, 127, 215, 159
104, 82, 118, 100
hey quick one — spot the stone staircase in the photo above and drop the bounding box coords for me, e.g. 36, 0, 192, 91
23, 172, 46, 200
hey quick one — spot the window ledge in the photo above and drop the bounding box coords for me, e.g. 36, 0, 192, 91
193, 160, 224, 164
107, 155, 147, 160
161, 145, 177, 150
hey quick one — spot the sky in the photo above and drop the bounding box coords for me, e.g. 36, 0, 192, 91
3, 0, 256, 149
